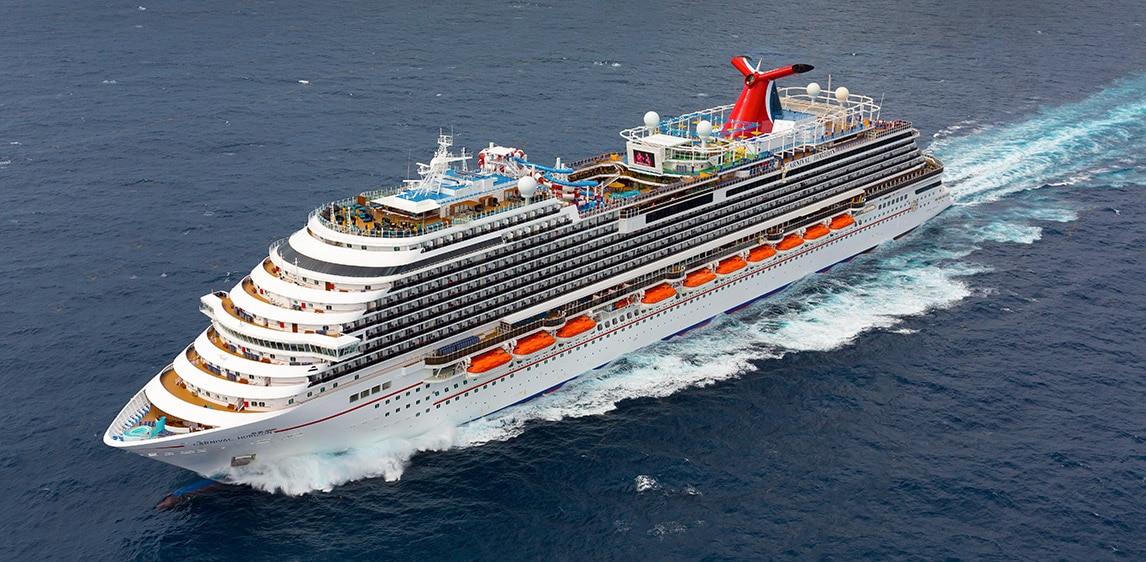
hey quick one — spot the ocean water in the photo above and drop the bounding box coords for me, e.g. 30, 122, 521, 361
2, 0, 1145, 559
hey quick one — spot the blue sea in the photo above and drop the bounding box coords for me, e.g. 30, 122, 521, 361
3, 0, 1145, 559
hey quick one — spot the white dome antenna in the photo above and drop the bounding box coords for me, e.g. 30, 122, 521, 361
643, 111, 660, 131
696, 120, 713, 149
517, 176, 538, 199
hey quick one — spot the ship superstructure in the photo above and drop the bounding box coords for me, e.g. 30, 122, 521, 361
105, 57, 951, 477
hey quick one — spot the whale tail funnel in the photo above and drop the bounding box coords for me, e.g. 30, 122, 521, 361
725, 56, 813, 137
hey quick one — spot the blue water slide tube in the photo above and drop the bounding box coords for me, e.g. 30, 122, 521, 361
509, 156, 574, 174
543, 175, 598, 187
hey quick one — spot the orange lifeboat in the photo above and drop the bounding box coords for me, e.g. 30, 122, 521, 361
641, 283, 677, 305
467, 348, 512, 374
556, 315, 597, 339
683, 268, 716, 288
716, 256, 747, 275
747, 245, 776, 262
614, 297, 631, 309
830, 214, 855, 230
513, 331, 556, 356
776, 234, 804, 251
804, 223, 831, 240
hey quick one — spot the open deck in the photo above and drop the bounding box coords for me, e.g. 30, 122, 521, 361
161, 367, 260, 414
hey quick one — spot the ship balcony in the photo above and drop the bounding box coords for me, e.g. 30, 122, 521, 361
141, 367, 284, 430
256, 258, 386, 302
185, 345, 310, 389
194, 330, 324, 379
175, 349, 305, 403
221, 285, 362, 338
199, 293, 361, 362
203, 326, 325, 369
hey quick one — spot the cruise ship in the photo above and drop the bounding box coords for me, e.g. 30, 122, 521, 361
104, 57, 952, 478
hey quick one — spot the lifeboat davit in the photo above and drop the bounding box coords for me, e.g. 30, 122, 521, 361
716, 256, 747, 275
641, 283, 677, 305
830, 214, 855, 230
804, 223, 831, 240
513, 331, 556, 356
467, 348, 513, 374
556, 315, 597, 339
747, 245, 777, 262
683, 268, 716, 288
776, 234, 804, 251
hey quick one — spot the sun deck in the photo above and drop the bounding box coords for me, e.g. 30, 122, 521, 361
313, 190, 539, 240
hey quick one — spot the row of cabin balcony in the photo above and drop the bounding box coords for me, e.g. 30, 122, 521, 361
262, 258, 384, 294
206, 291, 349, 339
205, 327, 323, 368
199, 293, 361, 362
185, 346, 309, 388
177, 374, 295, 413
360, 211, 599, 315
243, 275, 368, 319
263, 203, 574, 310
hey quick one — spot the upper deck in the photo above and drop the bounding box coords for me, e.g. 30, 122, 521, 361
617, 86, 881, 175
309, 84, 885, 242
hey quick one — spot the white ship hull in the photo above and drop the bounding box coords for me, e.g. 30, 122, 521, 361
104, 184, 950, 478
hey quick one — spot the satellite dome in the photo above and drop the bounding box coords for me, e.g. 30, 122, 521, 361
643, 111, 660, 129
835, 86, 850, 102
806, 82, 821, 98
517, 176, 538, 198
696, 120, 713, 139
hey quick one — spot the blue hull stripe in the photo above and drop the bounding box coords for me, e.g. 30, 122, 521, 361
665, 318, 713, 340
724, 283, 791, 315
463, 376, 580, 424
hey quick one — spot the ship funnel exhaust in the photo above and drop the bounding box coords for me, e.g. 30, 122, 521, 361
726, 56, 814, 137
